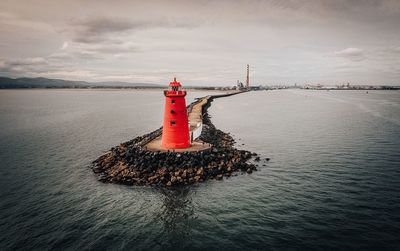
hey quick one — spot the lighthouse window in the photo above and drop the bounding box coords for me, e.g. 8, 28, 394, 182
170, 120, 176, 126
171, 100, 175, 104
170, 110, 175, 114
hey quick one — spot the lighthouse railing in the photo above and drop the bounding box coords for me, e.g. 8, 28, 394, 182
164, 90, 187, 96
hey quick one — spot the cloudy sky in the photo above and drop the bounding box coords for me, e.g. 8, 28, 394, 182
0, 0, 399, 85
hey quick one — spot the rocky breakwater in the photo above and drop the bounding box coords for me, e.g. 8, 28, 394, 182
91, 93, 268, 187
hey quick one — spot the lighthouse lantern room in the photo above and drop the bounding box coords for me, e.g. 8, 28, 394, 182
161, 78, 190, 149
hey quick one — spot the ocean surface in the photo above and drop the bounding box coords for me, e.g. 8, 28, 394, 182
0, 89, 399, 250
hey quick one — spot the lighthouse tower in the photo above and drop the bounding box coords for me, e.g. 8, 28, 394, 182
161, 78, 190, 149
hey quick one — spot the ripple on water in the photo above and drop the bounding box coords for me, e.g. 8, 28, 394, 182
0, 90, 400, 250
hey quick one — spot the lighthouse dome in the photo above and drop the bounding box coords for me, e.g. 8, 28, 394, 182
169, 77, 182, 88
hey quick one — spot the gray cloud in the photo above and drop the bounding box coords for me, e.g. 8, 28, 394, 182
0, 57, 48, 72
83, 42, 139, 54
72, 17, 135, 33
49, 51, 101, 60
380, 46, 400, 57
67, 16, 198, 44
69, 17, 136, 43
6, 57, 48, 66
334, 48, 365, 61
0, 57, 49, 77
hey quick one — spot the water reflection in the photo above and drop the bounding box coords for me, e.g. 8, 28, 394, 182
157, 187, 196, 248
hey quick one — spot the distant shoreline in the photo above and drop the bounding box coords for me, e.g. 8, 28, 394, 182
1, 76, 399, 91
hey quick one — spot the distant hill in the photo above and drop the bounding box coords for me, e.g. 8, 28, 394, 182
0, 76, 162, 89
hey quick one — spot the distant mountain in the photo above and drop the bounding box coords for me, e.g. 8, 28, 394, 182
0, 76, 162, 89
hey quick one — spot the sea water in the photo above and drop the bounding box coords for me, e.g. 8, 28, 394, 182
0, 89, 399, 250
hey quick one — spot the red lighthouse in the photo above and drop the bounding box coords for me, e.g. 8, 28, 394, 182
161, 78, 190, 149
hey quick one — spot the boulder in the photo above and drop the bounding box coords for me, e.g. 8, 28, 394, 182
196, 167, 204, 176
181, 170, 187, 179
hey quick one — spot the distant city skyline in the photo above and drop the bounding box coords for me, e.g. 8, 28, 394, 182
0, 0, 400, 85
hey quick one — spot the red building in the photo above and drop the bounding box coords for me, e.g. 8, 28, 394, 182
161, 78, 190, 149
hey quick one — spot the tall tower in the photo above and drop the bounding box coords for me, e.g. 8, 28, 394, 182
246, 64, 250, 89
161, 78, 190, 149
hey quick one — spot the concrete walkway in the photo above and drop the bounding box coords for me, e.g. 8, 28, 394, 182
188, 96, 208, 131
145, 96, 212, 152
